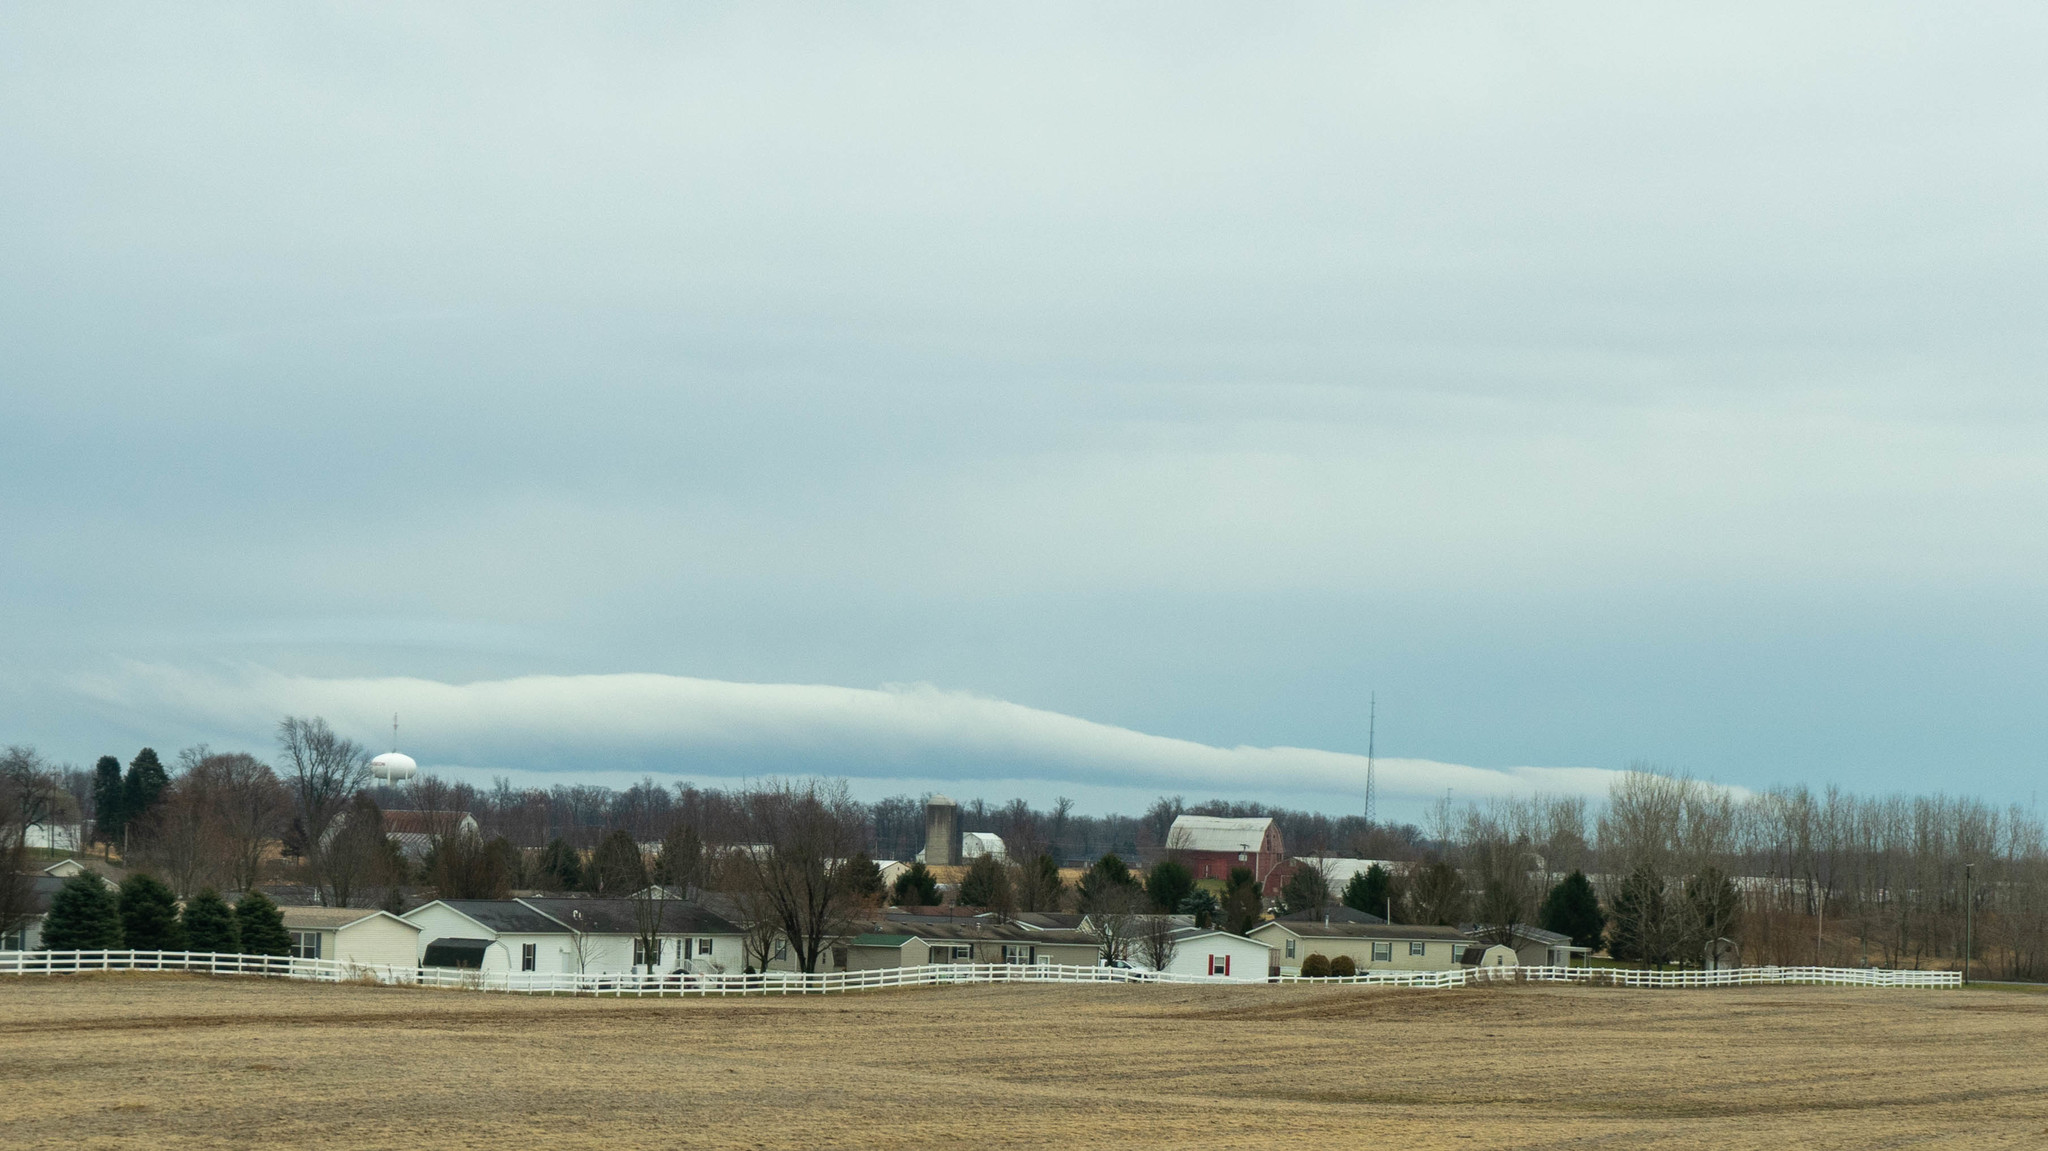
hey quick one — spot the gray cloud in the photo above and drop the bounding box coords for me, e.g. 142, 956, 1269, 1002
5, 5, 2047, 802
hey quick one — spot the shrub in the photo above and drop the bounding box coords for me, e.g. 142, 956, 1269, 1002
1329, 954, 1356, 977
182, 889, 241, 954
118, 874, 186, 951
234, 890, 291, 957
40, 872, 123, 950
1300, 953, 1331, 978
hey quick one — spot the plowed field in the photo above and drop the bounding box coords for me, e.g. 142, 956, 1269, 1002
3, 974, 2043, 1148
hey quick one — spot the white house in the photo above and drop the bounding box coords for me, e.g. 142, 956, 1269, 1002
1153, 928, 1271, 980
402, 897, 747, 975
278, 907, 420, 967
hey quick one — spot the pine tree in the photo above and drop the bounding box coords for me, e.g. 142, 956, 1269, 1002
1222, 866, 1264, 935
1607, 865, 1670, 967
121, 748, 172, 841
840, 852, 885, 903
118, 874, 186, 951
1144, 859, 1194, 914
536, 838, 584, 892
1343, 863, 1393, 919
181, 889, 241, 954
892, 861, 941, 906
234, 890, 291, 956
40, 872, 123, 950
1277, 863, 1331, 915
1539, 870, 1605, 951
90, 755, 125, 848
956, 854, 1010, 908
588, 829, 646, 895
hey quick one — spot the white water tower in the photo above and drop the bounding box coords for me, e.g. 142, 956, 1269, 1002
370, 751, 417, 784
370, 713, 416, 783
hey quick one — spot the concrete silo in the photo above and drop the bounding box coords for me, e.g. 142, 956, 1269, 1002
923, 794, 962, 867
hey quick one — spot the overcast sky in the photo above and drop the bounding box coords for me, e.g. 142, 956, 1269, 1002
5, 4, 2046, 819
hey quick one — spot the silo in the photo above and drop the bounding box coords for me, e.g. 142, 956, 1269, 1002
924, 794, 962, 867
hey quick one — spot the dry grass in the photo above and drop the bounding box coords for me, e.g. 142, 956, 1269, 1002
4, 974, 2048, 1148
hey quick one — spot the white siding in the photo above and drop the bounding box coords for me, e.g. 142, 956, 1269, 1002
1157, 933, 1272, 980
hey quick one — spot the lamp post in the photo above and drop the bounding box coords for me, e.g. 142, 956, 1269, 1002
1964, 863, 1974, 986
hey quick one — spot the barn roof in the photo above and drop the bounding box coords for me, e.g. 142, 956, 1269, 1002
1166, 815, 1278, 853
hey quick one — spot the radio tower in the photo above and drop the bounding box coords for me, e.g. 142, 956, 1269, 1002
1364, 693, 1377, 829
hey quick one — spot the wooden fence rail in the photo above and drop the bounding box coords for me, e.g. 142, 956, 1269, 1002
0, 950, 1961, 995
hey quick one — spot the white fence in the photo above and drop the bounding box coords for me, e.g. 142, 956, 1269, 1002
0, 950, 1961, 995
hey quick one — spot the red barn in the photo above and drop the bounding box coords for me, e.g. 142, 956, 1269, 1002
1166, 815, 1287, 895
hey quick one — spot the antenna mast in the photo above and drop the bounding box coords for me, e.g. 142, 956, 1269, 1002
392, 713, 399, 753
1364, 693, 1377, 829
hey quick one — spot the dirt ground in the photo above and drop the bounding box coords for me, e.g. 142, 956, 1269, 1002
3, 975, 2045, 1149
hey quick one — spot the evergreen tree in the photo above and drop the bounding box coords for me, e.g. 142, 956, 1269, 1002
1076, 853, 1138, 908
181, 889, 241, 954
1607, 864, 1671, 967
121, 748, 172, 840
1222, 866, 1264, 935
892, 861, 941, 906
1343, 864, 1393, 919
90, 755, 125, 848
1177, 886, 1220, 929
1277, 863, 1331, 915
1144, 859, 1194, 914
1409, 860, 1468, 926
1014, 853, 1065, 912
956, 854, 1011, 908
588, 829, 646, 895
119, 874, 186, 951
234, 890, 291, 956
1539, 870, 1605, 951
536, 837, 584, 891
840, 852, 885, 904
40, 872, 123, 950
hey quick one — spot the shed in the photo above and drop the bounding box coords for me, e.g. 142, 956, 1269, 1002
423, 937, 492, 969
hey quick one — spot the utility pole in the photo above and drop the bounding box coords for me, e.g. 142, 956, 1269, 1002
1965, 862, 1974, 985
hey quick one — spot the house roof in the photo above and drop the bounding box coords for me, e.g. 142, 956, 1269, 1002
281, 907, 415, 932
1458, 923, 1575, 947
516, 898, 743, 936
1277, 906, 1386, 925
382, 809, 476, 835
420, 899, 573, 934
1008, 912, 1085, 931
1166, 815, 1277, 853
1250, 920, 1470, 942
870, 921, 1097, 946
851, 933, 917, 947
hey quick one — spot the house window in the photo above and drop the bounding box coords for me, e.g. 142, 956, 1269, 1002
633, 938, 655, 967
289, 931, 322, 960
1409, 941, 1426, 957
1372, 942, 1392, 962
2, 928, 25, 951
696, 938, 713, 956
929, 946, 948, 965
1002, 944, 1033, 965
521, 943, 537, 971
773, 940, 788, 961
832, 946, 849, 968
1285, 939, 1297, 959
1210, 954, 1230, 976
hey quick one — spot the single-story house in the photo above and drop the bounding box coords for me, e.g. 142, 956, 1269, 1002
1247, 921, 1474, 976
1457, 923, 1589, 967
2, 875, 67, 951
1150, 927, 1272, 980
402, 897, 746, 975
41, 858, 90, 879
278, 907, 421, 968
846, 921, 1101, 970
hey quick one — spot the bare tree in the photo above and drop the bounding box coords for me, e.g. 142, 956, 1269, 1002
1084, 884, 1144, 964
1136, 914, 1180, 972
197, 753, 289, 894
0, 746, 66, 852
277, 717, 372, 905
725, 780, 866, 973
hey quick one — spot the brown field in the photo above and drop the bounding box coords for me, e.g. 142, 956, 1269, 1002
3, 975, 2046, 1149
